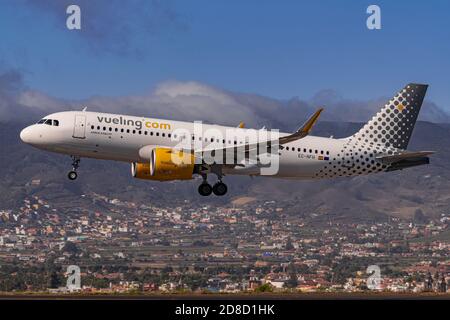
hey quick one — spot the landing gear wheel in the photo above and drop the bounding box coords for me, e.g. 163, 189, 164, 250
68, 171, 78, 180
212, 182, 228, 196
198, 183, 213, 196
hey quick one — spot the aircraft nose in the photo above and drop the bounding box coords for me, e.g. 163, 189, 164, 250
20, 126, 33, 144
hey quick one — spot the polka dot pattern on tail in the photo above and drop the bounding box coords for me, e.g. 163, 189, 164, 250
352, 84, 428, 150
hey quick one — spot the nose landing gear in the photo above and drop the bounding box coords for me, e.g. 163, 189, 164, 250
68, 156, 80, 180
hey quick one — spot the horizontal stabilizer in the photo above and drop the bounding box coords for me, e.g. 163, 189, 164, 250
376, 151, 434, 165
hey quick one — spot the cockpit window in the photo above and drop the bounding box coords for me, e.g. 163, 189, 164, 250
37, 118, 59, 126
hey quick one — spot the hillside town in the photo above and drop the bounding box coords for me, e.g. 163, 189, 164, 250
0, 190, 448, 294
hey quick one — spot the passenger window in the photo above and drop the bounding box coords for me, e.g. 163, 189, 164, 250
168, 133, 171, 138
156, 132, 159, 136
162, 133, 165, 137
121, 128, 124, 133
127, 129, 130, 133
53, 120, 59, 126
144, 131, 148, 135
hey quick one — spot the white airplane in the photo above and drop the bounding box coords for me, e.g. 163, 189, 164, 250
20, 83, 433, 196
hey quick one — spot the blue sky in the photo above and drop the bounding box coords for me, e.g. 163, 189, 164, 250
1, 0, 449, 109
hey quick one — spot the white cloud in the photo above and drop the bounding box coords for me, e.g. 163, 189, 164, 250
2, 70, 449, 128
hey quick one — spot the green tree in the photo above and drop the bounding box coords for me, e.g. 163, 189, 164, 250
255, 283, 273, 293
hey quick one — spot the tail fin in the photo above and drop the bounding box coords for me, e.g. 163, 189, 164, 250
351, 83, 428, 150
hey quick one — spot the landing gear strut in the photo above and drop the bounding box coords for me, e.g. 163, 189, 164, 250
68, 156, 80, 180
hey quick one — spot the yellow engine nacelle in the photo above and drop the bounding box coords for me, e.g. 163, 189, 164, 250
131, 147, 195, 181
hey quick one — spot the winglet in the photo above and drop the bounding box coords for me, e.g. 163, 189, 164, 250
299, 107, 323, 135
82, 106, 88, 112
238, 122, 245, 128
279, 108, 323, 144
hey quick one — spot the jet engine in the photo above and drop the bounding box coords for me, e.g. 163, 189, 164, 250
131, 147, 195, 181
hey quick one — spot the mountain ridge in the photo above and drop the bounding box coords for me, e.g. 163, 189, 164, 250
1, 120, 449, 221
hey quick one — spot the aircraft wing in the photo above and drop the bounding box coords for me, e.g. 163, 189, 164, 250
376, 151, 435, 165
195, 108, 323, 157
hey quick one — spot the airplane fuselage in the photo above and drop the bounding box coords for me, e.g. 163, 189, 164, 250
20, 110, 394, 180
19, 83, 432, 196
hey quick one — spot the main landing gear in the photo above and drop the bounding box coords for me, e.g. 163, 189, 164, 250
212, 181, 227, 196
68, 156, 80, 180
198, 174, 228, 196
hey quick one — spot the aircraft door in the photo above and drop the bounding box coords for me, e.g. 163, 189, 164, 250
73, 115, 86, 139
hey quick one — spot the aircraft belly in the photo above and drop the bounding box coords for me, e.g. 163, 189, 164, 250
49, 133, 140, 162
